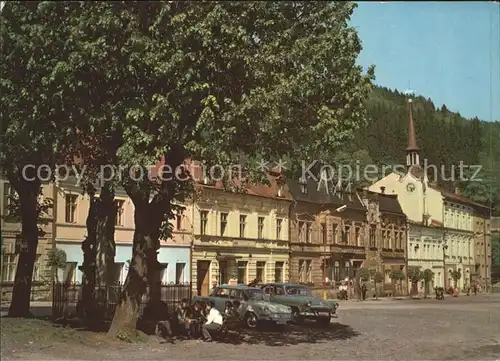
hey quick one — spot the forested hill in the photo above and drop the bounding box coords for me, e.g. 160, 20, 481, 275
354, 86, 500, 216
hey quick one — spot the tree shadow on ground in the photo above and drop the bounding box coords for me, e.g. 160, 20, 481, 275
217, 322, 360, 346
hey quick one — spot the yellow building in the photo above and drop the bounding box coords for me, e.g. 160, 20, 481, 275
369, 99, 446, 292
0, 178, 54, 301
441, 190, 477, 290
472, 208, 492, 291
369, 99, 491, 292
191, 173, 293, 296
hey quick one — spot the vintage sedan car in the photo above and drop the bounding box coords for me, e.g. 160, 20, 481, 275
260, 283, 339, 326
192, 285, 293, 328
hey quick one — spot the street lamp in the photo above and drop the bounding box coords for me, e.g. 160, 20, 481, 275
323, 205, 347, 299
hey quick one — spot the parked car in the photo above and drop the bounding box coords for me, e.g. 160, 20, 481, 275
260, 283, 339, 326
192, 284, 293, 328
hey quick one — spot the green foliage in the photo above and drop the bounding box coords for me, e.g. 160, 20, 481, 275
0, 1, 77, 180
47, 248, 67, 270
372, 272, 384, 284
407, 266, 423, 284
354, 86, 500, 214
492, 233, 500, 267
357, 268, 370, 282
4, 188, 53, 236
1, 1, 374, 242
450, 270, 461, 283
422, 269, 434, 283
333, 149, 374, 187
389, 269, 405, 282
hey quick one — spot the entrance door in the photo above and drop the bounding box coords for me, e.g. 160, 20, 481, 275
411, 282, 418, 296
197, 261, 211, 296
219, 261, 228, 285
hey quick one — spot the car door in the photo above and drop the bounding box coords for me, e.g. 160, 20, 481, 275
213, 287, 230, 313
230, 289, 246, 315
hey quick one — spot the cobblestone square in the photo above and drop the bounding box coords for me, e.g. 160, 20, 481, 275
2, 295, 499, 360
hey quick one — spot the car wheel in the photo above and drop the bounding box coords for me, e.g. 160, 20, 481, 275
316, 317, 331, 327
245, 312, 258, 329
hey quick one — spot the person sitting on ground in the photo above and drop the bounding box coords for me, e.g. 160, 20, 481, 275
201, 301, 223, 342
149, 301, 174, 344
175, 298, 193, 338
186, 301, 205, 338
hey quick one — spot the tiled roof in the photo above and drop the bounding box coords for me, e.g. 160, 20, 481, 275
188, 161, 293, 201
286, 177, 365, 211
430, 184, 490, 210
363, 189, 405, 216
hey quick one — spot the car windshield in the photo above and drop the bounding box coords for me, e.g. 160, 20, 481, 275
244, 289, 264, 300
285, 286, 312, 296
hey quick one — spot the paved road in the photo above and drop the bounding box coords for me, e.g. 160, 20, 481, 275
2, 295, 500, 360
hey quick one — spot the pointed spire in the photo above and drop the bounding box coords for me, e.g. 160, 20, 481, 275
406, 99, 419, 152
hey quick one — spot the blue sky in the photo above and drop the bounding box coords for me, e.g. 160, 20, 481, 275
351, 1, 500, 122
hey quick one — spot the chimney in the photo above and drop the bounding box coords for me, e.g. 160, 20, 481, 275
455, 187, 460, 195
380, 186, 386, 194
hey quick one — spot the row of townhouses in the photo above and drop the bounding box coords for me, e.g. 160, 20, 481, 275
0, 100, 493, 300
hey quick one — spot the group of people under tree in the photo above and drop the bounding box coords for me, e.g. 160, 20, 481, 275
154, 298, 239, 343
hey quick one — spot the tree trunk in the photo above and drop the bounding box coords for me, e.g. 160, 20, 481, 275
80, 188, 98, 318
107, 201, 162, 339
374, 281, 378, 300
95, 184, 116, 288
8, 180, 40, 317
80, 183, 115, 319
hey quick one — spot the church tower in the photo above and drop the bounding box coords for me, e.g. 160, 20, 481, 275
406, 99, 420, 169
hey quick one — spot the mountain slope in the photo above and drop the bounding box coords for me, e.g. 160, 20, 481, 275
356, 86, 500, 215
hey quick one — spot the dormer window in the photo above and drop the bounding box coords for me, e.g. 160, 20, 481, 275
277, 185, 283, 197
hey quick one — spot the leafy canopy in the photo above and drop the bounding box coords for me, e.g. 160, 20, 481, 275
422, 269, 434, 283
407, 266, 423, 283
389, 269, 405, 281
47, 248, 67, 270
2, 2, 373, 173
1, 2, 374, 244
0, 2, 78, 183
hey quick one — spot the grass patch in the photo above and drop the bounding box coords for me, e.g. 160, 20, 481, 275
1, 317, 89, 349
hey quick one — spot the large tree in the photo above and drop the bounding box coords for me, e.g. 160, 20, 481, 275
2, 1, 374, 336
107, 1, 374, 338
0, 1, 79, 316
